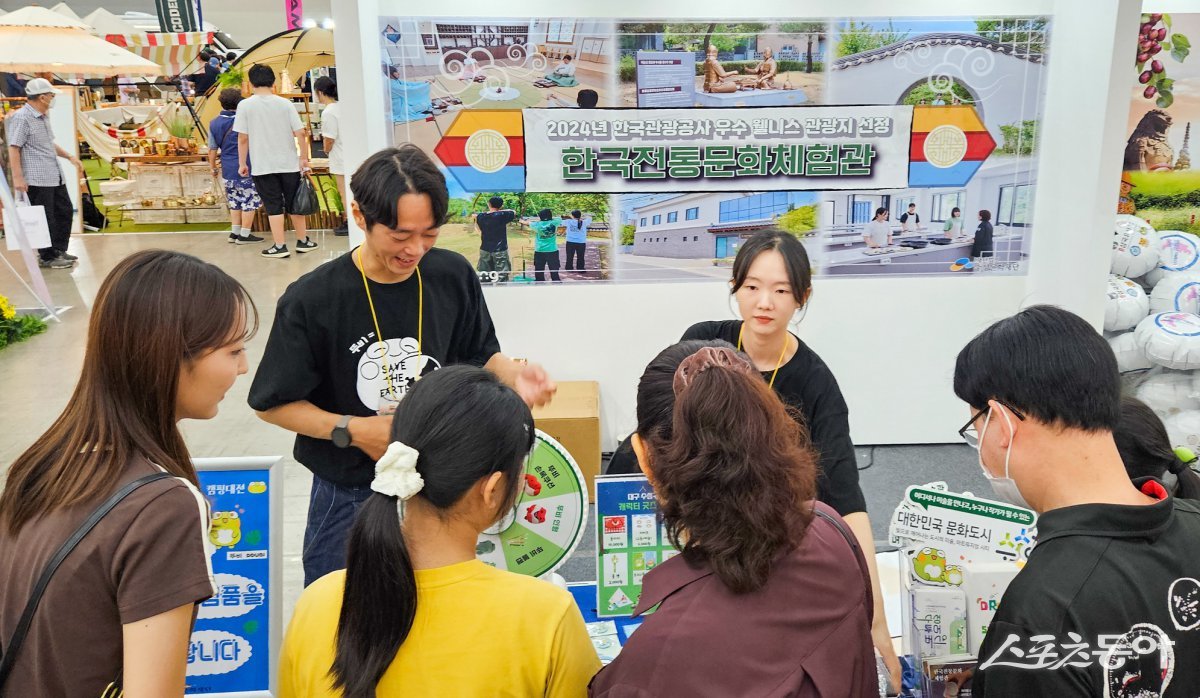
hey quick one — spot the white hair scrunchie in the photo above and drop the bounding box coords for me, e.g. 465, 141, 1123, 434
372, 441, 424, 520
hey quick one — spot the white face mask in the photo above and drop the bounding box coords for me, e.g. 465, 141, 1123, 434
976, 405, 1031, 509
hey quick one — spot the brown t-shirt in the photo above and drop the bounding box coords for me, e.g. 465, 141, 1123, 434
589, 501, 877, 697
0, 457, 215, 696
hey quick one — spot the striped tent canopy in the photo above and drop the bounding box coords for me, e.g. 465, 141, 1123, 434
0, 7, 160, 77
106, 32, 214, 77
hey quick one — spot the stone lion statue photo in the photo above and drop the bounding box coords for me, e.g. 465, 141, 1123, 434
1125, 109, 1175, 172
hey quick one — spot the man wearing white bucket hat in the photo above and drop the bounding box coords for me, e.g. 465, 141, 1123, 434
6, 78, 82, 269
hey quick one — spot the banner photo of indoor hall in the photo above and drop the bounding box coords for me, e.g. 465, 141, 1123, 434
379, 17, 1048, 284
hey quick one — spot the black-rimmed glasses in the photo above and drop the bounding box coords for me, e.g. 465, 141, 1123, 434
958, 401, 1026, 449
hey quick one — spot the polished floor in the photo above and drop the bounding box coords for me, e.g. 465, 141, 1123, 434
0, 231, 987, 625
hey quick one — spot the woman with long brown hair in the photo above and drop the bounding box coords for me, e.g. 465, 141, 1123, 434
0, 249, 257, 697
590, 341, 877, 697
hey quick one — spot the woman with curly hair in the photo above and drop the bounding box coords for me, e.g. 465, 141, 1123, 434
589, 341, 877, 697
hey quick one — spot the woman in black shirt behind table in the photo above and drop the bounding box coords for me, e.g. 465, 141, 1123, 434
607, 229, 901, 692
971, 209, 994, 260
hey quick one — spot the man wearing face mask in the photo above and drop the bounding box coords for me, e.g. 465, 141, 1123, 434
952, 305, 1200, 695
6, 78, 83, 268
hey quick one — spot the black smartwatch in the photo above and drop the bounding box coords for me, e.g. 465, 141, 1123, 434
331, 415, 353, 448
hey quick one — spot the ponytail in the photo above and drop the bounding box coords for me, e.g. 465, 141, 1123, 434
328, 366, 534, 696
331, 495, 417, 697
1168, 449, 1200, 500
636, 341, 817, 593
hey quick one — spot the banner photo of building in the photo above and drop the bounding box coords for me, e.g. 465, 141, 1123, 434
379, 17, 1048, 284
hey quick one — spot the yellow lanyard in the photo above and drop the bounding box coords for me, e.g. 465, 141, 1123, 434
356, 247, 422, 400
737, 324, 790, 389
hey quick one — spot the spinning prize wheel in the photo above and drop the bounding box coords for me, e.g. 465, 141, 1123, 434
475, 430, 588, 578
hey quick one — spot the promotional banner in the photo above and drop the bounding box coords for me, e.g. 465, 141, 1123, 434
0, 170, 57, 319
381, 17, 1046, 282
888, 483, 1036, 566
1121, 11, 1195, 221
1111, 12, 1200, 430
155, 0, 200, 33
285, 0, 303, 31
594, 475, 678, 619
189, 458, 282, 697
889, 482, 1037, 674
524, 106, 913, 193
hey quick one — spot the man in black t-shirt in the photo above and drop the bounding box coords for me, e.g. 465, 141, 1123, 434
953, 306, 1200, 695
248, 146, 555, 586
474, 196, 517, 283
899, 202, 919, 233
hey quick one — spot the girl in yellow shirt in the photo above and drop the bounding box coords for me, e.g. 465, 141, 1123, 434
279, 366, 599, 697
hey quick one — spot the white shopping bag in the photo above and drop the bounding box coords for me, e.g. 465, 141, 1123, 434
3, 194, 52, 251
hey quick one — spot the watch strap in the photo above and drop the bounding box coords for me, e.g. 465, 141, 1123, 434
332, 414, 353, 447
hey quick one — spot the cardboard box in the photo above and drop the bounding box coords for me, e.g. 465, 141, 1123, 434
533, 381, 600, 491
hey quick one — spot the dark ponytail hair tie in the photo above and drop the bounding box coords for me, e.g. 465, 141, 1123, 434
672, 346, 755, 395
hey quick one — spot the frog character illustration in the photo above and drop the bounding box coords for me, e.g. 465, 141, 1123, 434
209, 511, 242, 548
912, 547, 946, 583
910, 547, 964, 586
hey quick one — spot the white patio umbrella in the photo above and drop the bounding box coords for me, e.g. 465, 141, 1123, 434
0, 6, 161, 76
49, 2, 83, 22
82, 7, 140, 36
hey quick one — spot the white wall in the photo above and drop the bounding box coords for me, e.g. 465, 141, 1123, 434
636, 195, 713, 232
335, 0, 1138, 450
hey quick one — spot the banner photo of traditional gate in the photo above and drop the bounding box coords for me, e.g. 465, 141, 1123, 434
379, 17, 1047, 284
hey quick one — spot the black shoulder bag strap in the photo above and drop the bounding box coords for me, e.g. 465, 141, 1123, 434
0, 472, 173, 688
219, 116, 239, 157
813, 507, 874, 614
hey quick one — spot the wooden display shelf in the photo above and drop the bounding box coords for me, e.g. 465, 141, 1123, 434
112, 154, 209, 164
121, 205, 225, 211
